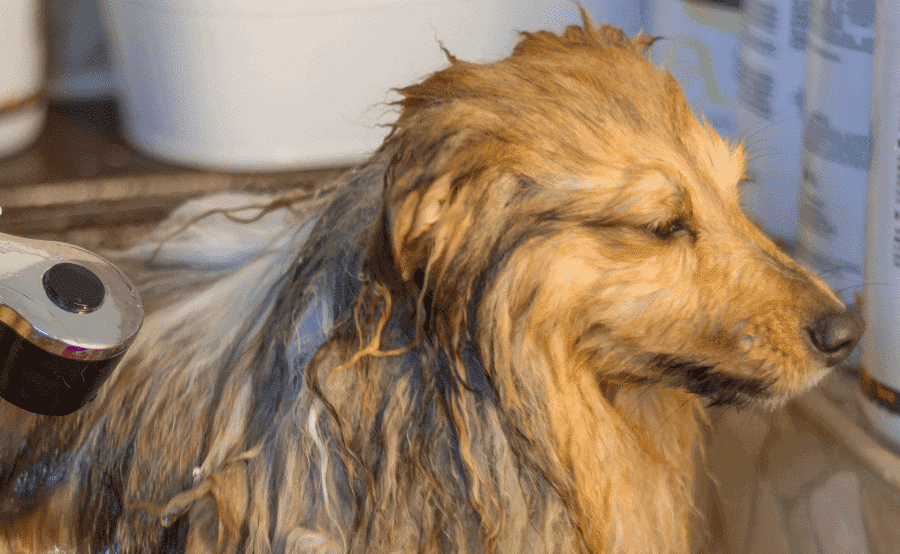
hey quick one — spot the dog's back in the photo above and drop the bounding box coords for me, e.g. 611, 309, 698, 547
0, 160, 385, 552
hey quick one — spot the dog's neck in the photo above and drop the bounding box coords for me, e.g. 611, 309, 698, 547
473, 303, 706, 554
309, 299, 704, 553
509, 355, 705, 553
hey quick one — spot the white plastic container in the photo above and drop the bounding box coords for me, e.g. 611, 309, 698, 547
98, 0, 580, 171
648, 0, 742, 143
47, 0, 115, 99
860, 0, 900, 451
737, 0, 808, 249
588, 0, 647, 37
795, 0, 873, 308
0, 0, 46, 158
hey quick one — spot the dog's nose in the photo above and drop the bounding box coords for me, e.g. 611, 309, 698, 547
806, 310, 865, 367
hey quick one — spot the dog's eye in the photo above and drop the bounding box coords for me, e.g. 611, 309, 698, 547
650, 219, 690, 239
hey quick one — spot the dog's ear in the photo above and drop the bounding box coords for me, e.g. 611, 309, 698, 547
387, 168, 454, 282
400, 175, 452, 243
383, 121, 512, 284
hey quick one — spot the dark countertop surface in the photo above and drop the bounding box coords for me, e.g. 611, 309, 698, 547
0, 100, 349, 249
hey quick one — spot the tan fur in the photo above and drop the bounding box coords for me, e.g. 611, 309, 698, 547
0, 8, 860, 554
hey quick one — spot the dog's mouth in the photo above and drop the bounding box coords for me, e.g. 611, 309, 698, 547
651, 354, 772, 408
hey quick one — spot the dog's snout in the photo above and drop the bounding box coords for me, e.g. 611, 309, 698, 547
806, 310, 865, 367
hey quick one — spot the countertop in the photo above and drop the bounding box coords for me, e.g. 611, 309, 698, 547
0, 100, 350, 249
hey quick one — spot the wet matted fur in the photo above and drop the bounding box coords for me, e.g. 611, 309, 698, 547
0, 9, 862, 554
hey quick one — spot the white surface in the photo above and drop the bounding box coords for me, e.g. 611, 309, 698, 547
706, 375, 900, 554
99, 0, 582, 171
810, 472, 869, 554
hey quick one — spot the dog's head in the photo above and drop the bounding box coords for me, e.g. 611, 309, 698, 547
376, 9, 862, 409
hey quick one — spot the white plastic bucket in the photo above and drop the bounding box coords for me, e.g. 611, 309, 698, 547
0, 0, 46, 158
98, 0, 580, 171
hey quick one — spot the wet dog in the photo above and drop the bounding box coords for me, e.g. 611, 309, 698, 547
0, 9, 861, 554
